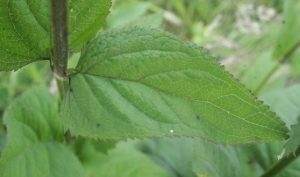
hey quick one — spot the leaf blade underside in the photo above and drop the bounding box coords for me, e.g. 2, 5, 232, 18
61, 27, 288, 144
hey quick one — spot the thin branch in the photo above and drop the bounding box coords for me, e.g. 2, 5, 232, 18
253, 40, 300, 95
261, 148, 300, 177
50, 0, 68, 80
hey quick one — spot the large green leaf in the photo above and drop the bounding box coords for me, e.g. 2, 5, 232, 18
77, 140, 171, 177
0, 0, 111, 71
272, 0, 300, 58
0, 87, 85, 177
61, 27, 288, 144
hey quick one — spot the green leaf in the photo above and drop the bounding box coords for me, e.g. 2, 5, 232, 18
78, 140, 172, 177
260, 84, 300, 128
0, 0, 51, 71
105, 1, 151, 29
134, 138, 196, 177
0, 0, 111, 71
193, 140, 300, 177
68, 0, 111, 51
61, 27, 288, 144
74, 137, 117, 155
90, 139, 117, 154
272, 0, 300, 58
0, 86, 85, 177
192, 139, 253, 177
284, 117, 300, 156
193, 84, 300, 177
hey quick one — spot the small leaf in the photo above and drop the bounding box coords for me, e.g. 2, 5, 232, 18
272, 0, 300, 58
283, 117, 300, 156
0, 0, 111, 71
78, 140, 172, 177
0, 87, 85, 177
61, 27, 288, 144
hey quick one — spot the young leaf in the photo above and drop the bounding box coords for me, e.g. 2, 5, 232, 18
78, 140, 172, 177
61, 27, 288, 144
0, 0, 111, 71
283, 117, 300, 157
0, 87, 85, 177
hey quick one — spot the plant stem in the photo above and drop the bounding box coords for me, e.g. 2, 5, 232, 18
253, 40, 300, 95
252, 62, 280, 95
261, 147, 300, 177
50, 0, 68, 81
55, 78, 67, 101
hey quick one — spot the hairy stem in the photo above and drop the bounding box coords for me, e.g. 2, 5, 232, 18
50, 0, 68, 81
261, 148, 300, 177
253, 40, 300, 95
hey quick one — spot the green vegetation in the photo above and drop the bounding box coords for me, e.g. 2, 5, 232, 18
0, 0, 299, 176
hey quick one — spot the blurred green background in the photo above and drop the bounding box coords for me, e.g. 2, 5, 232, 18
0, 0, 300, 176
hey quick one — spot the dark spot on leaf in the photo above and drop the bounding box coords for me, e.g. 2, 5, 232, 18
96, 123, 101, 128
283, 20, 285, 24
196, 116, 200, 120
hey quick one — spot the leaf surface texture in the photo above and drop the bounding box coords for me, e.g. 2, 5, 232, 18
61, 27, 288, 144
